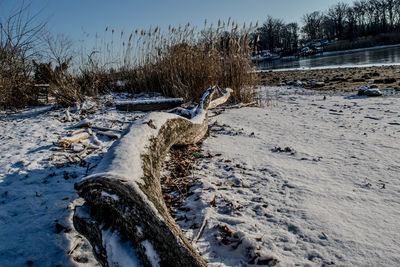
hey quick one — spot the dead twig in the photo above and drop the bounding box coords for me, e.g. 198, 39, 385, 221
193, 218, 207, 244
68, 241, 81, 255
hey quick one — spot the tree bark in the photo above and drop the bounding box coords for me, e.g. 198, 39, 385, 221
74, 87, 232, 267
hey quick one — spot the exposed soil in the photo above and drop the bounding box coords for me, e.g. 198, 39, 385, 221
161, 144, 203, 216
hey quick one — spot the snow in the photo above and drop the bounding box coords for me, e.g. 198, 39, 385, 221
102, 228, 141, 267
101, 191, 119, 201
175, 87, 400, 266
0, 95, 139, 266
0, 104, 55, 119
85, 112, 180, 186
74, 119, 92, 128
74, 205, 92, 220
2, 86, 400, 266
141, 240, 160, 267
136, 226, 143, 238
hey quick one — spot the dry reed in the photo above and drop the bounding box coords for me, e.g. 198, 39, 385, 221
79, 19, 259, 103
1, 15, 259, 109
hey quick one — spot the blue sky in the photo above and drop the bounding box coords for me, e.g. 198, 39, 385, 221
1, 0, 355, 42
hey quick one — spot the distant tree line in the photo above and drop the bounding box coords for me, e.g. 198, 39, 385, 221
254, 0, 400, 54
255, 16, 299, 54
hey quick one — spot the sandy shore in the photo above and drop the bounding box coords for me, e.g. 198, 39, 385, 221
260, 65, 400, 91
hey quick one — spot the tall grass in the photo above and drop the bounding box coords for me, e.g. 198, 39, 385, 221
1, 14, 259, 110
79, 19, 259, 103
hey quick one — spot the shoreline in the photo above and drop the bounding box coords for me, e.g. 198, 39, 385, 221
257, 43, 400, 73
322, 43, 400, 57
258, 63, 400, 73
259, 65, 400, 91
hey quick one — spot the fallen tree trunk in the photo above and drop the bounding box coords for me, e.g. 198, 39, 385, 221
96, 131, 121, 140
74, 87, 232, 267
115, 98, 184, 112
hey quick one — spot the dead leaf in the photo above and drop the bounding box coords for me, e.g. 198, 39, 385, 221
210, 195, 216, 207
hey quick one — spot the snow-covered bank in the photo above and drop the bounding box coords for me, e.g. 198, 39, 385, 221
176, 87, 400, 266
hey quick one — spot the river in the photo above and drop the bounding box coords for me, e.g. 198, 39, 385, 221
258, 45, 400, 71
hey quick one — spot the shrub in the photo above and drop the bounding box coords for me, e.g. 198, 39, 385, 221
0, 1, 46, 109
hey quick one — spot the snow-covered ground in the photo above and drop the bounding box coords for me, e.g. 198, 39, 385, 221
1, 87, 400, 266
0, 95, 142, 266
176, 87, 400, 266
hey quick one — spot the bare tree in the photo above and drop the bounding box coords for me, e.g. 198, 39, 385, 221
396, 0, 400, 29
345, 7, 357, 39
0, 0, 46, 108
253, 0, 400, 55
353, 0, 367, 35
326, 2, 349, 39
385, 0, 396, 30
283, 23, 299, 51
301, 11, 325, 40
43, 33, 74, 66
256, 16, 299, 54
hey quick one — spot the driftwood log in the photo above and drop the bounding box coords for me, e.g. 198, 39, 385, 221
74, 87, 232, 267
58, 132, 89, 148
115, 98, 184, 112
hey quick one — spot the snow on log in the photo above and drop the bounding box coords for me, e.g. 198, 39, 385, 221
74, 119, 93, 128
209, 87, 233, 110
96, 131, 121, 140
74, 87, 231, 267
70, 129, 85, 136
115, 98, 184, 112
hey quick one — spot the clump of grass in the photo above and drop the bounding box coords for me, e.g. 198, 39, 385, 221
0, 54, 35, 109
50, 69, 83, 107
